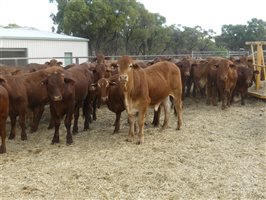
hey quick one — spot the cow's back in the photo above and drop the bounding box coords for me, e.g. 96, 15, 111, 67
144, 61, 182, 105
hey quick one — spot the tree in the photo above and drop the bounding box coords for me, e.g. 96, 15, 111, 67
215, 18, 266, 50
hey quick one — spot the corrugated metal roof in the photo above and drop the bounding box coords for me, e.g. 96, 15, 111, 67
0, 27, 89, 42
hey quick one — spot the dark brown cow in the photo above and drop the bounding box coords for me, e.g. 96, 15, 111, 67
66, 65, 94, 133
0, 83, 9, 154
117, 56, 182, 144
1, 66, 63, 140
42, 72, 75, 144
176, 58, 192, 99
97, 75, 125, 134
205, 58, 223, 106
232, 66, 259, 105
190, 60, 209, 100
216, 59, 238, 109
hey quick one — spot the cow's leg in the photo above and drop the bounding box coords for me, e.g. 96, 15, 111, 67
92, 98, 97, 121
52, 117, 60, 144
31, 106, 45, 133
9, 114, 17, 140
219, 88, 226, 110
113, 112, 121, 134
72, 105, 79, 135
18, 110, 27, 140
161, 98, 170, 129
136, 108, 147, 144
126, 113, 135, 142
83, 96, 91, 131
173, 92, 183, 130
65, 113, 73, 145
206, 82, 212, 105
212, 84, 218, 106
0, 124, 6, 153
152, 106, 161, 127
241, 90, 246, 105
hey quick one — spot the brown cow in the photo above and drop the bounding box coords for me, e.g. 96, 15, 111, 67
176, 58, 192, 99
97, 75, 125, 134
0, 83, 9, 154
232, 66, 259, 105
117, 56, 182, 144
1, 66, 63, 140
42, 71, 75, 144
216, 59, 238, 109
66, 65, 94, 133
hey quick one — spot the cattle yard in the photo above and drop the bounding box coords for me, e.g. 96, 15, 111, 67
0, 96, 265, 199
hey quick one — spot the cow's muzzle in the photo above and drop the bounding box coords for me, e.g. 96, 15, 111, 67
53, 95, 63, 101
101, 96, 108, 103
119, 74, 128, 83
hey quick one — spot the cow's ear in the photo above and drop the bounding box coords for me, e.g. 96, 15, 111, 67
64, 77, 75, 85
109, 81, 117, 86
111, 63, 118, 70
0, 77, 6, 85
57, 62, 63, 66
176, 62, 182, 68
254, 70, 259, 74
131, 63, 140, 69
40, 78, 48, 85
91, 57, 97, 62
44, 62, 50, 65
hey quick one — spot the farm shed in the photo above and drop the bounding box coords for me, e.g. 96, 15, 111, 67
0, 27, 89, 66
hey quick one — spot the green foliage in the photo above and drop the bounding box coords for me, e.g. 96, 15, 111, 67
215, 18, 266, 50
49, 1, 265, 55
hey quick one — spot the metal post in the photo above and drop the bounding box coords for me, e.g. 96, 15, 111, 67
75, 57, 79, 64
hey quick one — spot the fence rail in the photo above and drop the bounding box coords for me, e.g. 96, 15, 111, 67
0, 50, 261, 67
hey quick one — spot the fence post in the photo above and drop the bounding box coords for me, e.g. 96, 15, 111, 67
75, 57, 79, 64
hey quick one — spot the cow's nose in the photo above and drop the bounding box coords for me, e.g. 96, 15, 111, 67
119, 75, 128, 82
101, 96, 108, 102
53, 95, 62, 101
184, 71, 190, 77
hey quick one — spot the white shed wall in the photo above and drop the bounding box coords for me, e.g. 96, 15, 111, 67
1, 39, 89, 65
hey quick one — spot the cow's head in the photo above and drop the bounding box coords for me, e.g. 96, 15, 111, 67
45, 59, 63, 66
41, 72, 75, 102
176, 58, 191, 77
117, 56, 140, 86
96, 78, 117, 103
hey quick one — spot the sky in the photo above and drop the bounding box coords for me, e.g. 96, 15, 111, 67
0, 0, 265, 35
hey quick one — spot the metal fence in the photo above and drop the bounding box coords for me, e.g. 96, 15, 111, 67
0, 50, 257, 67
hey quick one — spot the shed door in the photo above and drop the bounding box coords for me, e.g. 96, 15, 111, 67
64, 52, 73, 66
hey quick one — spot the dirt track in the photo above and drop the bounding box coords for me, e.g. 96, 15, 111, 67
0, 97, 265, 199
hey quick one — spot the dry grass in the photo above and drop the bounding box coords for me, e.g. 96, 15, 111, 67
0, 97, 265, 199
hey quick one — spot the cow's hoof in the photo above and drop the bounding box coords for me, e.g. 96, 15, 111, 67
52, 138, 59, 144
21, 135, 27, 141
8, 135, 15, 140
66, 140, 73, 145
0, 146, 6, 154
125, 138, 133, 142
72, 131, 78, 135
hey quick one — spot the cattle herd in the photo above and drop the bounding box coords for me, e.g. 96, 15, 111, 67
0, 54, 259, 153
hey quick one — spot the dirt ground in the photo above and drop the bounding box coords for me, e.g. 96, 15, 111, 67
0, 97, 265, 200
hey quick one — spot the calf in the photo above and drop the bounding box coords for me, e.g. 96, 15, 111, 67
0, 83, 9, 154
97, 75, 125, 134
216, 59, 238, 109
176, 58, 192, 99
232, 66, 259, 105
118, 56, 182, 144
42, 72, 75, 144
